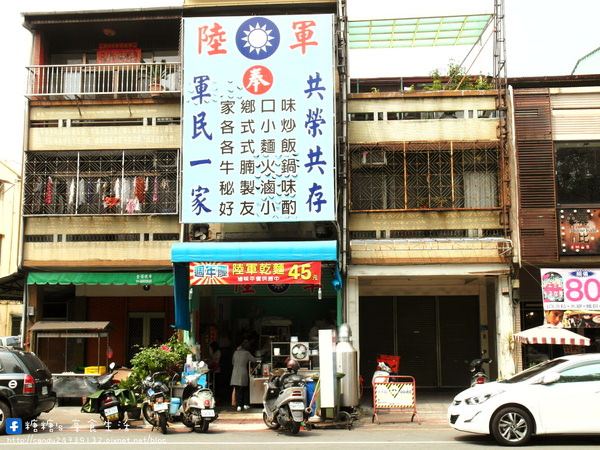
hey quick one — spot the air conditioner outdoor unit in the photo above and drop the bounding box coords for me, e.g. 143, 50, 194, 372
361, 150, 387, 166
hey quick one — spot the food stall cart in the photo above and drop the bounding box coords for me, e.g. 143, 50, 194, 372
249, 339, 319, 405
30, 321, 112, 399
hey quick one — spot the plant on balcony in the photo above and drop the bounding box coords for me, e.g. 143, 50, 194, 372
425, 59, 494, 91
147, 59, 172, 92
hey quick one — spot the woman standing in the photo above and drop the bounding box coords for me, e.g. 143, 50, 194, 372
230, 341, 257, 411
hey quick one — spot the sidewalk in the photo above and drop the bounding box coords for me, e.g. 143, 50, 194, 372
39, 390, 455, 432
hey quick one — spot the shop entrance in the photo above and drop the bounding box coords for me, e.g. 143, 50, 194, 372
359, 295, 479, 388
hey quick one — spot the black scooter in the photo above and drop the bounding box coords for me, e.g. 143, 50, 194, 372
81, 362, 137, 426
469, 354, 492, 386
141, 371, 172, 434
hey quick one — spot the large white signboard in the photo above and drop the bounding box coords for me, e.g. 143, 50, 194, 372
541, 268, 600, 328
182, 15, 336, 223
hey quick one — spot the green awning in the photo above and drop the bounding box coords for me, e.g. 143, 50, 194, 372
27, 272, 174, 286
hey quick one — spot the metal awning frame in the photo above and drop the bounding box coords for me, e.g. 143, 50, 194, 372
348, 14, 493, 49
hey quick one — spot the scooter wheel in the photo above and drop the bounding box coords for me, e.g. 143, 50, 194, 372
142, 404, 157, 426
263, 412, 280, 430
290, 421, 301, 435
158, 413, 167, 434
195, 420, 209, 433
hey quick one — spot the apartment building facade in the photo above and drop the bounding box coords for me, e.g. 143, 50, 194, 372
508, 76, 600, 363
21, 1, 344, 377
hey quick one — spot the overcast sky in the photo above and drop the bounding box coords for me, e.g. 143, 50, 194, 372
2, 0, 599, 161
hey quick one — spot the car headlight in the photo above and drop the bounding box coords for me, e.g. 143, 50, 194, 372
464, 391, 501, 405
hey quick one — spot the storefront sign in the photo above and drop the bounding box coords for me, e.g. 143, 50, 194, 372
559, 208, 600, 255
189, 261, 321, 285
541, 268, 600, 328
181, 15, 335, 223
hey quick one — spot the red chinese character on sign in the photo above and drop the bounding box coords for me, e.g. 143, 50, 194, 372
198, 23, 227, 55
289, 20, 318, 54
234, 284, 256, 294
243, 65, 273, 95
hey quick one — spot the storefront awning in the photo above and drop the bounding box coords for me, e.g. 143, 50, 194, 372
30, 321, 112, 338
27, 272, 174, 286
171, 240, 338, 331
171, 240, 338, 262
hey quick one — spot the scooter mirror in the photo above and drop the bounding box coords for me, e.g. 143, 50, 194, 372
109, 362, 116, 371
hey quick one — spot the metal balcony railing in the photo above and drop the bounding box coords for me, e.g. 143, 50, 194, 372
25, 62, 181, 99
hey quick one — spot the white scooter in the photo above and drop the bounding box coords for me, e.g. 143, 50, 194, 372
262, 359, 311, 435
180, 362, 218, 432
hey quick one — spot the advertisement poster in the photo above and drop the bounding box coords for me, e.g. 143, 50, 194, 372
181, 15, 335, 223
559, 208, 600, 255
541, 268, 600, 328
189, 261, 321, 285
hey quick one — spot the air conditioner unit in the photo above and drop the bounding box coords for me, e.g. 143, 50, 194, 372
361, 150, 387, 166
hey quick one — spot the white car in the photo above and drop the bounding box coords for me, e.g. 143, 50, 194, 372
448, 353, 600, 446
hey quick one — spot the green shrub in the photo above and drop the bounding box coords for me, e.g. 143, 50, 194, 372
118, 333, 190, 401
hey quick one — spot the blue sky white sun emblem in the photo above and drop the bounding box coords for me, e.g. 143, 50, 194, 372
236, 17, 280, 60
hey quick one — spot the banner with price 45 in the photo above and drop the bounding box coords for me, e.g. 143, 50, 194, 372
189, 261, 321, 285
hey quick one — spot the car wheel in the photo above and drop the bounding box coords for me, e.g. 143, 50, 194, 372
491, 406, 533, 446
0, 401, 10, 434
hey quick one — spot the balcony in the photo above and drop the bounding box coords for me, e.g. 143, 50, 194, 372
26, 62, 181, 100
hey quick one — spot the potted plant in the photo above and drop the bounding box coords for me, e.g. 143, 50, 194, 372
118, 333, 191, 412
148, 59, 169, 93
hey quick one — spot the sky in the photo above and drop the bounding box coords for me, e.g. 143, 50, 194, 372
1, 0, 600, 162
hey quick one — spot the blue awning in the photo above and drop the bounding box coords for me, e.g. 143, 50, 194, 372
170, 240, 338, 332
171, 240, 338, 262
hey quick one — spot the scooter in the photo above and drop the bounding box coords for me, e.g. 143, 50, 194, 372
141, 371, 172, 434
469, 354, 492, 386
372, 361, 393, 384
180, 362, 218, 432
81, 362, 137, 426
262, 359, 311, 435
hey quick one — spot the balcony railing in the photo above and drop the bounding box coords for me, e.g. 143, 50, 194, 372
26, 62, 181, 99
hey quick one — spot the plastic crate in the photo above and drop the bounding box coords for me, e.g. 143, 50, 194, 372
84, 366, 106, 375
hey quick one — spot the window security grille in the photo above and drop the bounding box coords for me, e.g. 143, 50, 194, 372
23, 150, 178, 216
350, 142, 499, 211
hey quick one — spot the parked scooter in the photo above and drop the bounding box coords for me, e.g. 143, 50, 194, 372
469, 353, 492, 386
141, 371, 172, 434
372, 361, 393, 384
262, 359, 311, 435
81, 362, 137, 426
180, 361, 218, 432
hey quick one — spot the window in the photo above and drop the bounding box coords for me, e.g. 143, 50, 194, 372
10, 316, 21, 337
555, 142, 600, 205
128, 312, 166, 363
558, 362, 600, 383
350, 142, 499, 211
0, 353, 24, 373
348, 112, 374, 121
23, 150, 178, 216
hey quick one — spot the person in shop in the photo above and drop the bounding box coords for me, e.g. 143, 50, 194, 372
208, 341, 221, 394
230, 340, 257, 411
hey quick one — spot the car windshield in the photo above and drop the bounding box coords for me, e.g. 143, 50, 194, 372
501, 358, 567, 383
